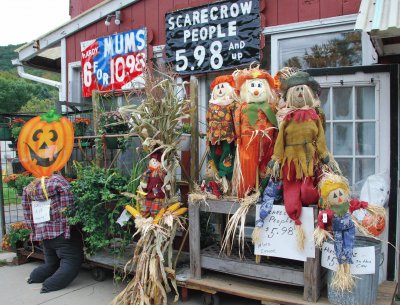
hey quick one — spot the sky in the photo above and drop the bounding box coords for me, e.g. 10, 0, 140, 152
0, 0, 70, 46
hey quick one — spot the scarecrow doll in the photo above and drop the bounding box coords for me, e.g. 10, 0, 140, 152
206, 75, 237, 186
233, 66, 278, 198
269, 71, 329, 249
140, 151, 168, 217
314, 173, 386, 291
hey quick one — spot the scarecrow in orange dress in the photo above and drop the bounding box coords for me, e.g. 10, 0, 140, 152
206, 75, 237, 183
233, 66, 278, 198
269, 71, 329, 249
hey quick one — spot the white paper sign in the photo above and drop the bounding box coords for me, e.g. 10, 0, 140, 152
254, 205, 315, 261
321, 242, 376, 274
32, 200, 51, 224
117, 209, 132, 226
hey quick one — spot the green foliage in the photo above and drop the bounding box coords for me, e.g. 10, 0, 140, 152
19, 97, 55, 114
6, 222, 31, 247
14, 176, 34, 195
68, 163, 132, 256
0, 44, 23, 71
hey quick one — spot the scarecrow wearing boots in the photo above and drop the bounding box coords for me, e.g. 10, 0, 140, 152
206, 75, 237, 191
269, 71, 329, 249
140, 151, 167, 217
233, 66, 278, 198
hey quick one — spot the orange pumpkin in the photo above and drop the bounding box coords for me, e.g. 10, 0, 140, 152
17, 109, 74, 177
362, 214, 386, 237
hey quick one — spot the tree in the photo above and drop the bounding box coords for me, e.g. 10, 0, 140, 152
19, 97, 55, 114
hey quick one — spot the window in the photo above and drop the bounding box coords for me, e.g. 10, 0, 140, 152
315, 73, 390, 186
265, 14, 377, 75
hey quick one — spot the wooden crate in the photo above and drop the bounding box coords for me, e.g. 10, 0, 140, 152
189, 199, 322, 302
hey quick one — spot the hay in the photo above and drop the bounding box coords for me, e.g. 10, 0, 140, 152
220, 192, 260, 259
295, 224, 305, 251
330, 263, 355, 292
252, 227, 262, 244
313, 227, 333, 248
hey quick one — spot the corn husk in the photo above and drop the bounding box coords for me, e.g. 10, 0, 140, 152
220, 192, 260, 258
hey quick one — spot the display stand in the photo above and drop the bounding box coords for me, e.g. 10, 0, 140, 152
189, 199, 322, 302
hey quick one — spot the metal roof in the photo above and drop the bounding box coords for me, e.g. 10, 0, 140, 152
355, 0, 400, 56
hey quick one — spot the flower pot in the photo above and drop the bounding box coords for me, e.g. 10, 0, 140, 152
179, 133, 191, 151
74, 125, 87, 137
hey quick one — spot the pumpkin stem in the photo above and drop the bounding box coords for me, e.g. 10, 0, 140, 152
41, 109, 61, 123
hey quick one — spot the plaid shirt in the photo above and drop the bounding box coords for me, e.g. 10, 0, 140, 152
22, 174, 74, 241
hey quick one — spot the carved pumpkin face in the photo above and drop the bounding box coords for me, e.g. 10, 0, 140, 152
17, 110, 74, 177
362, 214, 386, 237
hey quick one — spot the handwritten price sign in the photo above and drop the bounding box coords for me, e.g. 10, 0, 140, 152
321, 242, 376, 274
254, 205, 315, 261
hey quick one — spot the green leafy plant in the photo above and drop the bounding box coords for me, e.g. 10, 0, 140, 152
98, 111, 130, 149
2, 222, 31, 250
67, 163, 132, 256
9, 117, 26, 142
15, 175, 34, 196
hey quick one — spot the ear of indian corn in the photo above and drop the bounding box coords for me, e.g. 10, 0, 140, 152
152, 208, 166, 224
172, 207, 188, 216
125, 205, 141, 218
166, 202, 181, 213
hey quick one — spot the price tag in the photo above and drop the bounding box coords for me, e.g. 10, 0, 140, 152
117, 209, 131, 227
32, 200, 51, 224
323, 213, 328, 223
254, 205, 315, 261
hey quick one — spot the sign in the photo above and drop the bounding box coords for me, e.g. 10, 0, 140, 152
321, 242, 376, 275
81, 28, 147, 97
254, 205, 315, 261
165, 0, 260, 74
32, 200, 51, 224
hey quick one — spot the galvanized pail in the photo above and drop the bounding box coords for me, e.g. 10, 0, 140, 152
327, 236, 381, 305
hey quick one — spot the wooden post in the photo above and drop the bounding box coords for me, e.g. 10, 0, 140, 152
189, 76, 199, 191
92, 90, 102, 166
303, 206, 321, 302
189, 201, 201, 279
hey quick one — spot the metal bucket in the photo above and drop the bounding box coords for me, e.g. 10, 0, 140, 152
327, 236, 381, 305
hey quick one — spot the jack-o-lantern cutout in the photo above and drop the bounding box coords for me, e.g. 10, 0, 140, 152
17, 109, 74, 177
362, 214, 386, 237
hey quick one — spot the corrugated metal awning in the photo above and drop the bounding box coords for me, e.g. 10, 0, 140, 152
355, 0, 400, 56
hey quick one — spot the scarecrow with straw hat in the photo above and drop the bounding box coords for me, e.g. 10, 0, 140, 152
269, 71, 330, 249
232, 65, 278, 198
206, 75, 238, 190
139, 150, 168, 217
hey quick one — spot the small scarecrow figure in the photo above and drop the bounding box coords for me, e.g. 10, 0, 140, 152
314, 173, 386, 292
140, 151, 167, 217
206, 75, 237, 185
269, 71, 328, 249
233, 66, 278, 198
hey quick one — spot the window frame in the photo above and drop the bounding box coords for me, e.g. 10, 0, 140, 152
264, 14, 377, 75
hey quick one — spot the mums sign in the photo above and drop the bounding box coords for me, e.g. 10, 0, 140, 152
81, 28, 147, 97
165, 0, 260, 74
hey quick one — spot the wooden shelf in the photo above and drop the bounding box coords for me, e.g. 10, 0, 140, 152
189, 199, 322, 302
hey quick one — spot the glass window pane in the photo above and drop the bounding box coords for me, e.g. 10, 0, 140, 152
356, 87, 375, 119
333, 123, 352, 155
319, 88, 330, 120
333, 87, 353, 120
356, 122, 375, 155
324, 123, 331, 151
355, 158, 375, 182
336, 158, 353, 182
279, 31, 362, 69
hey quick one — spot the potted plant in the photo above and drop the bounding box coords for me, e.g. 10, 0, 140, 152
1, 222, 32, 251
3, 172, 34, 196
98, 111, 130, 149
73, 117, 91, 137
9, 117, 26, 148
177, 122, 192, 151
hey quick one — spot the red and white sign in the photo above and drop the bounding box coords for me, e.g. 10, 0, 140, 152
81, 28, 147, 97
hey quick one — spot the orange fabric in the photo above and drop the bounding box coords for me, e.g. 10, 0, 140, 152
237, 135, 260, 198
